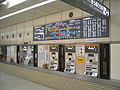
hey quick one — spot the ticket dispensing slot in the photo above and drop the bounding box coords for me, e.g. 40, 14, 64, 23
64, 45, 76, 73
49, 46, 59, 71
84, 45, 99, 77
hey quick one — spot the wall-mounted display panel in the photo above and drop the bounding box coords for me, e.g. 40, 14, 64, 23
33, 16, 109, 41
81, 17, 109, 38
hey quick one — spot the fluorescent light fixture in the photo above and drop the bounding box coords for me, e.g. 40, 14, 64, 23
8, 0, 27, 8
0, 0, 56, 20
2, 1, 8, 5
2, 0, 27, 8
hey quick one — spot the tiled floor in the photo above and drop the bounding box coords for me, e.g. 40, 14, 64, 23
0, 71, 55, 90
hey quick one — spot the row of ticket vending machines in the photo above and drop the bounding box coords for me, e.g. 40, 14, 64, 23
0, 44, 110, 79
49, 44, 99, 77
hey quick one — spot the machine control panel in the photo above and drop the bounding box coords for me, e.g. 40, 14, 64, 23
64, 45, 76, 73
84, 45, 99, 77
49, 45, 59, 70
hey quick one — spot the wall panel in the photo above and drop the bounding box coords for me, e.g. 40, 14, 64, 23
24, 20, 33, 44
111, 44, 120, 80
0, 28, 5, 45
10, 25, 17, 45
33, 17, 45, 26
16, 23, 24, 44
0, 29, 1, 45
46, 13, 61, 24
62, 8, 83, 21
111, 0, 120, 41
6, 26, 11, 45
4, 27, 7, 45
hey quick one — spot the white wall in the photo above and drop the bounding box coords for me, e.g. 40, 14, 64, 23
16, 23, 24, 44
111, 0, 120, 41
110, 0, 120, 80
0, 28, 5, 45
0, 29, 1, 45
4, 27, 11, 45
24, 20, 33, 44
111, 44, 120, 80
10, 25, 17, 44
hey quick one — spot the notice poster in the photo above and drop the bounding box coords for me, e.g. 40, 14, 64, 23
38, 45, 45, 63
77, 58, 84, 64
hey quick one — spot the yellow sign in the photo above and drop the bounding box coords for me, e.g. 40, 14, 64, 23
77, 58, 84, 64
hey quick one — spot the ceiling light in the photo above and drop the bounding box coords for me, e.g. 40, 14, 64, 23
2, 0, 27, 8
8, 0, 27, 8
0, 0, 56, 20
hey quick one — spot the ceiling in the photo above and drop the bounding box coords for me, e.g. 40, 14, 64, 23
0, 0, 75, 28
0, 0, 5, 3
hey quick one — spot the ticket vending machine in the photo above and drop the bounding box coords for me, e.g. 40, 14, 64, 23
49, 45, 59, 70
64, 45, 76, 73
84, 44, 99, 77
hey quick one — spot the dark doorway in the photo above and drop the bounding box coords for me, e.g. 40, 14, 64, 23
17, 45, 20, 64
33, 45, 38, 67
100, 44, 110, 79
58, 45, 65, 72
0, 46, 7, 62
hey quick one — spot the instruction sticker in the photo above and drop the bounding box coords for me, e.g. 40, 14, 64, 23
77, 58, 84, 64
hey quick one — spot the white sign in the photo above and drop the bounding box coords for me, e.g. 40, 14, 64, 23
85, 0, 109, 16
66, 39, 75, 43
51, 40, 57, 43
86, 39, 96, 42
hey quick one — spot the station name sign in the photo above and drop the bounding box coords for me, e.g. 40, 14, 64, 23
60, 0, 110, 18
84, 0, 109, 17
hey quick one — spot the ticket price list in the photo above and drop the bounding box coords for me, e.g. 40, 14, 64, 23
45, 19, 81, 40
58, 19, 81, 39
82, 17, 109, 38
45, 23, 60, 40
33, 26, 45, 41
33, 16, 109, 41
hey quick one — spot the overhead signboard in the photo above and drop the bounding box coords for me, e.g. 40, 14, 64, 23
33, 16, 109, 41
97, 0, 104, 4
45, 19, 81, 40
60, 0, 110, 18
81, 17, 109, 38
33, 26, 45, 41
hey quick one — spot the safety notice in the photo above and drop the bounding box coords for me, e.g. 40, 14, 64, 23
77, 58, 84, 64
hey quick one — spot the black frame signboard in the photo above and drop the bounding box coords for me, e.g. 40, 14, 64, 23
81, 17, 109, 38
33, 16, 109, 41
33, 25, 45, 41
45, 19, 81, 40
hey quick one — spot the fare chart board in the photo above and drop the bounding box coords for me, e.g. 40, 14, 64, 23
81, 17, 109, 38
33, 16, 109, 41
45, 19, 81, 40
33, 26, 45, 41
